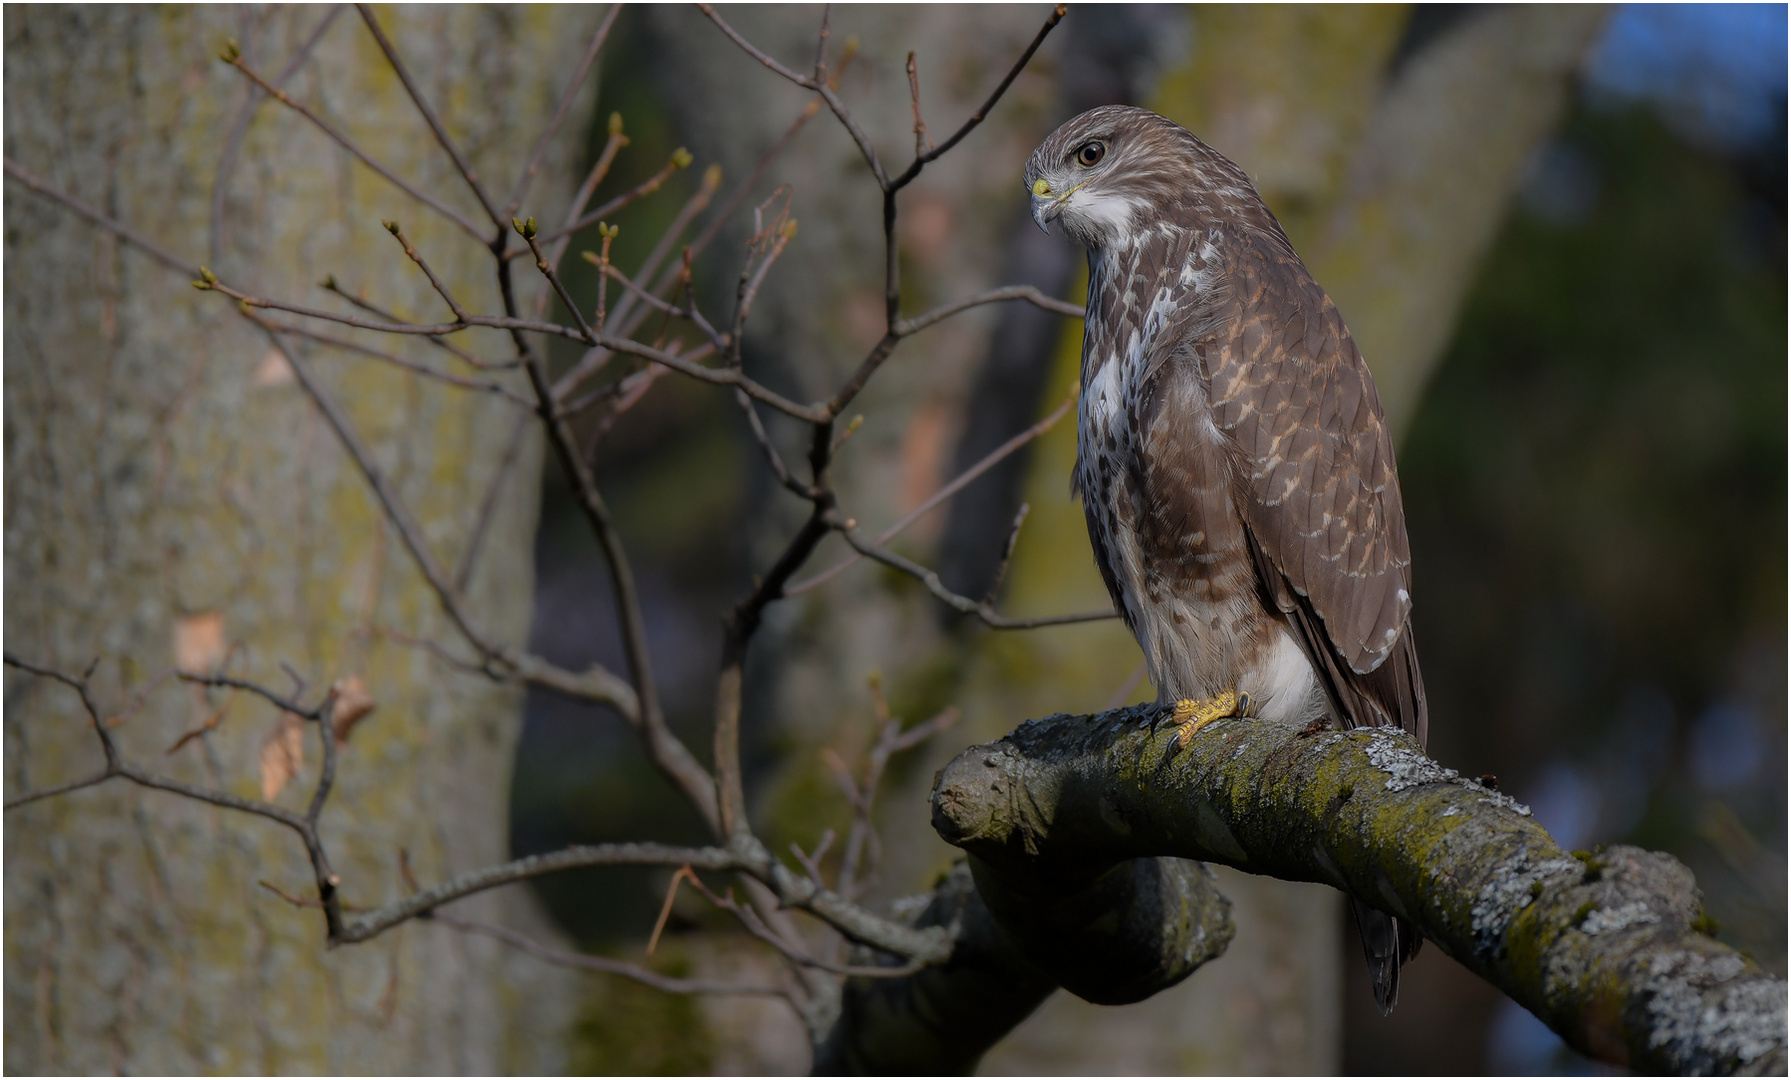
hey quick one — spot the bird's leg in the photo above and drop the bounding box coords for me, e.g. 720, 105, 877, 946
1168, 689, 1249, 750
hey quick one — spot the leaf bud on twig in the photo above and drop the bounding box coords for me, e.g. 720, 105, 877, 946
382, 219, 400, 235
608, 111, 624, 137
219, 39, 242, 64
670, 147, 693, 170
511, 217, 537, 240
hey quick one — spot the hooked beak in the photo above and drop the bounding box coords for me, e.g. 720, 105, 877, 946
1029, 177, 1080, 233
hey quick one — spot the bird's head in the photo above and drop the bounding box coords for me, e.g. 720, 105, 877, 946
1024, 105, 1213, 249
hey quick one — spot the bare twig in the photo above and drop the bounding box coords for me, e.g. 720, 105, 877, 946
891, 4, 1066, 187
813, 5, 832, 83
907, 52, 932, 157
791, 830, 836, 889
253, 317, 536, 407
383, 220, 471, 322
319, 275, 505, 370
432, 912, 796, 1000
4, 655, 346, 935
505, 3, 624, 218
174, 669, 320, 720
896, 284, 1083, 336
211, 6, 344, 264
355, 4, 506, 231
220, 45, 488, 241
525, 150, 694, 254
454, 412, 533, 593
787, 395, 1073, 595
4, 159, 195, 274
982, 503, 1030, 606
684, 873, 925, 979
838, 524, 1117, 629
697, 5, 818, 91
249, 324, 497, 656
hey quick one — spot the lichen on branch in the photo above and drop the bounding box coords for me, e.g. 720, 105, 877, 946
926, 705, 1786, 1076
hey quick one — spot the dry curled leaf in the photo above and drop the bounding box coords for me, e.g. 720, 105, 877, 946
173, 612, 226, 673
259, 711, 305, 801
330, 675, 375, 745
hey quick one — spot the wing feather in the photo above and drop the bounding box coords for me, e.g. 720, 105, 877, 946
1213, 224, 1426, 740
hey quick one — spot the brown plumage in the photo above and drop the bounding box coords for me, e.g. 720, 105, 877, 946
1025, 105, 1427, 1013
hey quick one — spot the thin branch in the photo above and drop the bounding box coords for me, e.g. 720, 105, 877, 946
383, 220, 471, 322
895, 284, 1083, 336
891, 4, 1067, 188
603, 161, 724, 342
505, 3, 624, 218
906, 52, 931, 157
220, 47, 487, 241
697, 5, 817, 90
812, 5, 832, 83
248, 322, 497, 656
686, 873, 925, 979
696, 6, 888, 188
212, 6, 344, 264
454, 412, 533, 593
337, 842, 736, 942
524, 151, 693, 255
787, 395, 1073, 595
520, 226, 599, 345
508, 254, 717, 828
595, 261, 725, 351
198, 272, 823, 420
982, 503, 1030, 606
791, 831, 835, 889
532, 125, 629, 315
3, 655, 343, 933
4, 159, 195, 274
320, 276, 507, 370
838, 525, 1117, 629
355, 4, 506, 230
255, 317, 536, 408
174, 670, 320, 720
432, 912, 796, 999
4, 773, 116, 811
734, 389, 810, 498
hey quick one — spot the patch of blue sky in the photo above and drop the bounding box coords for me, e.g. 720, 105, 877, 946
1583, 3, 1789, 151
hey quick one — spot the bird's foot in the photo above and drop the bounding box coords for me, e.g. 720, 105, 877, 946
1169, 689, 1248, 750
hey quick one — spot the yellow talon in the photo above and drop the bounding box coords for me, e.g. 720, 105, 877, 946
1170, 689, 1248, 749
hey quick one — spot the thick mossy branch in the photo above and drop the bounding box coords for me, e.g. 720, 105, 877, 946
813, 857, 1232, 1076
927, 706, 1786, 1077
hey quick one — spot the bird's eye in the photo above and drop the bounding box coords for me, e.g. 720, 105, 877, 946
1075, 142, 1106, 167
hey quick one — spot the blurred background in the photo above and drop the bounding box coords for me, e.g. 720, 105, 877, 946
508, 4, 1786, 1074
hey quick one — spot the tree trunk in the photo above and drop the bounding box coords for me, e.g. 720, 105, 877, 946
4, 6, 599, 1072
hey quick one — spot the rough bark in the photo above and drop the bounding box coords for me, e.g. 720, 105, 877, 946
813, 856, 1233, 1075
898, 706, 1786, 1076
4, 6, 599, 1072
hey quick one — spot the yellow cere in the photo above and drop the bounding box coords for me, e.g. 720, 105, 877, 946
1032, 178, 1052, 196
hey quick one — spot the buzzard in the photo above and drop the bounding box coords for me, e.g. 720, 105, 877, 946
1025, 105, 1427, 1013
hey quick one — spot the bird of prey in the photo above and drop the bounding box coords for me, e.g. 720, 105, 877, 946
1025, 105, 1428, 1013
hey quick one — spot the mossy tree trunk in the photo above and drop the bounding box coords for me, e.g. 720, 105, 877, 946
4, 6, 601, 1072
